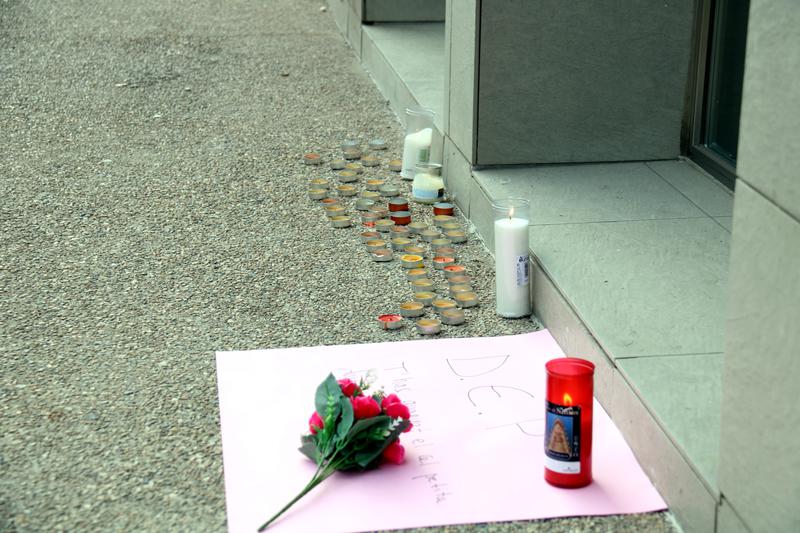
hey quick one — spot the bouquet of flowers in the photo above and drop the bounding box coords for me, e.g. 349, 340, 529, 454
258, 373, 413, 530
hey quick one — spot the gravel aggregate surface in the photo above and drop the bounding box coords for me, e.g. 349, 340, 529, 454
0, 0, 674, 531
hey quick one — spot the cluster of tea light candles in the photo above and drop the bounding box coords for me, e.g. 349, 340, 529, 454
304, 140, 477, 335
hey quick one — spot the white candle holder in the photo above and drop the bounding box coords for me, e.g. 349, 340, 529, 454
401, 107, 435, 180
493, 198, 531, 317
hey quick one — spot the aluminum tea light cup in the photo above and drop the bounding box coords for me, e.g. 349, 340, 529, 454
324, 205, 346, 218
433, 256, 456, 270
431, 299, 457, 314
355, 198, 376, 211
405, 268, 428, 281
420, 229, 441, 242
408, 221, 428, 234
302, 152, 322, 165
341, 139, 360, 151
371, 249, 393, 262
389, 225, 411, 237
413, 291, 436, 306
365, 179, 385, 191
308, 188, 328, 200
320, 197, 340, 206
390, 211, 412, 226
336, 184, 357, 197
362, 221, 376, 229
390, 237, 413, 250
433, 202, 455, 216
449, 284, 473, 297
445, 230, 468, 244
344, 163, 363, 174
433, 215, 456, 227
416, 318, 441, 335
361, 155, 380, 167
440, 308, 466, 326
410, 278, 435, 291
369, 138, 387, 151
399, 301, 425, 318
310, 178, 330, 189
377, 314, 403, 330
431, 238, 451, 250
454, 291, 479, 308
375, 219, 395, 233
443, 265, 467, 278
343, 148, 362, 160
447, 274, 472, 287
330, 159, 346, 170
362, 212, 381, 223
400, 254, 424, 269
365, 239, 388, 252
338, 170, 358, 183
368, 205, 389, 218
330, 215, 352, 228
379, 185, 400, 197
360, 190, 380, 201
388, 198, 409, 212
360, 231, 380, 243
441, 222, 462, 232
436, 247, 457, 259
403, 245, 427, 258
388, 159, 403, 172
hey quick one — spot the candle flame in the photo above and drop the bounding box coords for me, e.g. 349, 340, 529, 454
508, 207, 515, 219
563, 393, 573, 406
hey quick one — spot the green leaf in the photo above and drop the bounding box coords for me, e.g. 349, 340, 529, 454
337, 396, 354, 440
314, 373, 343, 418
345, 415, 391, 441
298, 434, 320, 463
354, 418, 411, 469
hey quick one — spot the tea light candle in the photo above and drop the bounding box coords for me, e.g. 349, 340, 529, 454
433, 256, 456, 270
362, 212, 381, 223
443, 264, 467, 278
360, 191, 380, 200
403, 244, 427, 257
388, 159, 403, 172
405, 268, 428, 281
330, 215, 352, 228
336, 184, 357, 197
433, 215, 456, 227
454, 291, 479, 308
368, 205, 389, 218
362, 221, 377, 229
375, 219, 395, 233
371, 249, 393, 262
377, 314, 404, 330
310, 178, 330, 189
341, 139, 360, 151
436, 247, 457, 259
408, 221, 428, 234
445, 230, 468, 243
344, 163, 363, 174
431, 238, 451, 250
343, 148, 362, 160
390, 237, 413, 250
410, 278, 434, 291
308, 188, 328, 200
365, 179, 385, 191
420, 229, 440, 242
416, 318, 441, 335
441, 222, 462, 232
399, 301, 425, 318
389, 225, 411, 237
400, 254, 424, 269
388, 198, 410, 212
390, 211, 412, 226
361, 155, 380, 167
544, 358, 595, 488
303, 152, 322, 165
413, 291, 436, 306
379, 185, 400, 197
433, 202, 455, 216
369, 138, 387, 151
449, 284, 473, 297
447, 274, 471, 286
324, 205, 346, 218
365, 239, 388, 252
494, 199, 531, 317
360, 231, 380, 243
355, 198, 376, 211
432, 299, 457, 314
338, 170, 358, 183
320, 197, 340, 206
330, 159, 346, 170
440, 308, 466, 325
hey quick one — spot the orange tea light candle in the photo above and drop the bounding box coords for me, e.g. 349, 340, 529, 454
360, 190, 380, 200
400, 254, 424, 269
310, 178, 330, 189
454, 291, 479, 308
302, 152, 322, 165
360, 231, 380, 243
362, 155, 380, 167
416, 318, 441, 335
338, 170, 358, 183
433, 256, 456, 270
344, 162, 362, 174
433, 214, 456, 227
405, 268, 428, 281
336, 184, 357, 197
324, 205, 346, 218
399, 301, 425, 318
436, 246, 457, 259
445, 230, 467, 243
330, 215, 352, 228
365, 239, 388, 252
308, 188, 328, 200
443, 264, 467, 278
388, 159, 403, 172
365, 179, 386, 191
431, 299, 457, 314
391, 237, 413, 250
440, 308, 466, 325
413, 291, 436, 306
410, 279, 434, 291
403, 245, 427, 257
449, 284, 472, 297
320, 197, 340, 206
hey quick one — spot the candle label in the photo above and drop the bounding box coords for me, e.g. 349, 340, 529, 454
544, 401, 581, 474
418, 147, 430, 163
516, 256, 529, 287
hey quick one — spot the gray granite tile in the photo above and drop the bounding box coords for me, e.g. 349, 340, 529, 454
646, 160, 734, 217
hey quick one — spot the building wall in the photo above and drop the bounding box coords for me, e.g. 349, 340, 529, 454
718, 2, 800, 531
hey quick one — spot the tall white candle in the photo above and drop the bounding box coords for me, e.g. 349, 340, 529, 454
495, 208, 531, 317
401, 127, 433, 179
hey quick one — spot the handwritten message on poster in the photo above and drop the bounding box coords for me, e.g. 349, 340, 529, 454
216, 331, 665, 533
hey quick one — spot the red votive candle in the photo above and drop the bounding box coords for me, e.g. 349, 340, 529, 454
388, 198, 409, 212
433, 202, 455, 216
544, 357, 594, 488
390, 210, 412, 226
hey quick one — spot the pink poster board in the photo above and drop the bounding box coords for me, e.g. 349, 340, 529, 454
216, 331, 666, 532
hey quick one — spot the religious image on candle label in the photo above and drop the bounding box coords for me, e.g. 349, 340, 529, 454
544, 401, 581, 474
515, 255, 529, 287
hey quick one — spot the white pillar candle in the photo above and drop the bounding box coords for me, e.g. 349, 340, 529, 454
401, 127, 433, 179
494, 208, 531, 317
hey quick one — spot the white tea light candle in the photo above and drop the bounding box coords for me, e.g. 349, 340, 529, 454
493, 198, 531, 317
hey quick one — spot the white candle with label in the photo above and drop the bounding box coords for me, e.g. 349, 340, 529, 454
494, 206, 531, 317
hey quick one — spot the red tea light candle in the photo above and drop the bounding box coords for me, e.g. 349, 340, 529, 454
400, 254, 424, 269
399, 301, 425, 318
344, 163, 363, 174
308, 188, 328, 200
338, 170, 359, 183
431, 299, 457, 314
405, 268, 428, 281
388, 159, 403, 172
375, 219, 395, 233
377, 314, 404, 330
365, 239, 388, 252
436, 246, 457, 259
302, 152, 322, 165
330, 215, 352, 228
544, 358, 595, 489
379, 185, 400, 197
320, 197, 340, 206
410, 278, 435, 291
360, 231, 380, 243
324, 205, 346, 218
390, 211, 412, 226
371, 249, 393, 262
416, 318, 441, 335
368, 205, 389, 218
336, 184, 357, 197
330, 159, 346, 170
355, 198, 376, 211
391, 237, 413, 250
433, 202, 455, 216
413, 291, 436, 306
361, 155, 380, 167
420, 229, 441, 242
408, 221, 428, 234
403, 244, 427, 257
443, 264, 467, 278
360, 190, 380, 200
310, 178, 330, 189
440, 308, 466, 325
445, 230, 468, 244
433, 256, 456, 270
433, 214, 456, 227
365, 179, 386, 191
454, 291, 479, 308
362, 212, 381, 223
431, 238, 451, 250
388, 198, 410, 212
449, 284, 473, 297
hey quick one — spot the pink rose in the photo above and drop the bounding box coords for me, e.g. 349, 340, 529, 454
381, 394, 402, 409
338, 379, 359, 397
351, 396, 381, 419
382, 440, 405, 465
308, 412, 324, 435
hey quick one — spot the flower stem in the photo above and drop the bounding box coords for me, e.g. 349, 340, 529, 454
256, 467, 336, 531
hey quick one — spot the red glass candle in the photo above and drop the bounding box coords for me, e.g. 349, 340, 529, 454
388, 198, 409, 212
390, 211, 412, 225
544, 357, 594, 488
433, 202, 455, 216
